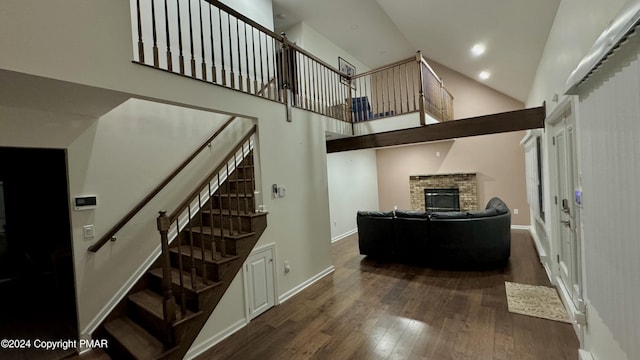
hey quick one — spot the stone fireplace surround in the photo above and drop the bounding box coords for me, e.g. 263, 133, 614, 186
409, 173, 478, 211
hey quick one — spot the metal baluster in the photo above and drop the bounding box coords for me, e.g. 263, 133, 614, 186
272, 38, 280, 102
227, 13, 235, 88
248, 148, 255, 214
208, 6, 217, 83
207, 182, 216, 262
197, 194, 208, 284
251, 26, 258, 94
217, 173, 226, 258
176, 0, 185, 74
198, 0, 206, 80
136, 0, 145, 63
151, 0, 159, 67
244, 23, 251, 92
259, 33, 266, 97
236, 18, 243, 91
226, 162, 235, 236
175, 218, 186, 315
234, 154, 242, 233
242, 143, 249, 214
219, 9, 226, 86
404, 64, 410, 112
163, 0, 172, 71
187, 0, 196, 77
187, 205, 197, 290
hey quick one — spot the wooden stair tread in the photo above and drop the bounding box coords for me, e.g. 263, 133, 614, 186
169, 245, 240, 265
189, 226, 255, 239
201, 209, 267, 218
128, 289, 202, 326
148, 267, 222, 294
103, 317, 176, 360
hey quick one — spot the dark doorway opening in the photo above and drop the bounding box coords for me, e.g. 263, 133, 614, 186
0, 147, 78, 360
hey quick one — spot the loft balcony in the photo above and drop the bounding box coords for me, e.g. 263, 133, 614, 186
131, 0, 454, 136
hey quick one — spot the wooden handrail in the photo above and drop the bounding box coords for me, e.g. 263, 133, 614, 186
420, 57, 444, 85
168, 125, 256, 221
88, 116, 237, 252
352, 56, 415, 79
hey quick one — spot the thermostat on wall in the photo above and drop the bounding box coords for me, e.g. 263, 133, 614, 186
74, 195, 97, 210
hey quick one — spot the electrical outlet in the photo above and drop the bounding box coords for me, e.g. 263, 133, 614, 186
284, 260, 291, 274
513, 208, 519, 215
83, 225, 95, 239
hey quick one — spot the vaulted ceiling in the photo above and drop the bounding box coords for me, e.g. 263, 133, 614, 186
272, 0, 561, 102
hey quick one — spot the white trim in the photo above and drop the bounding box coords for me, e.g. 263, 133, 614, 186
278, 265, 335, 304
511, 225, 531, 231
81, 245, 162, 337
579, 349, 595, 360
331, 228, 357, 243
183, 319, 248, 360
556, 274, 586, 343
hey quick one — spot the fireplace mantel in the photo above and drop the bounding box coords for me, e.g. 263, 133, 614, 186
409, 173, 478, 211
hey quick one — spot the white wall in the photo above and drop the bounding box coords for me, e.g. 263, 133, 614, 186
283, 22, 370, 74
526, 0, 627, 112
0, 0, 334, 352
524, 0, 632, 358
327, 150, 379, 242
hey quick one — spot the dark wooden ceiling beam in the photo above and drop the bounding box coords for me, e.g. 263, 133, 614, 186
326, 105, 545, 153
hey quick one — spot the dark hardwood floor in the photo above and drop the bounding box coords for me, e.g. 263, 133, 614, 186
198, 230, 578, 359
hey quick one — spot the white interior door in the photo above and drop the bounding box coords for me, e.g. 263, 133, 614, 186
244, 247, 275, 320
552, 112, 583, 310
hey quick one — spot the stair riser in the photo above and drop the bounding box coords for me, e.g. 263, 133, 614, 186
148, 273, 200, 310
212, 196, 255, 212
228, 167, 254, 180
220, 180, 254, 194
169, 251, 230, 282
202, 213, 253, 232
190, 232, 248, 256
128, 299, 172, 345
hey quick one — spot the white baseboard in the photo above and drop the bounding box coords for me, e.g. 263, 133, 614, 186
184, 319, 248, 360
278, 265, 335, 304
331, 228, 357, 243
511, 224, 531, 231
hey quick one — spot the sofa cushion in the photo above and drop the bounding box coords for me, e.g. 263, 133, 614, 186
466, 208, 499, 218
357, 210, 394, 218
486, 197, 509, 214
395, 210, 429, 219
429, 211, 468, 219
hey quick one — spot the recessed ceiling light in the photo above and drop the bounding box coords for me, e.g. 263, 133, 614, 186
471, 43, 486, 57
479, 71, 491, 80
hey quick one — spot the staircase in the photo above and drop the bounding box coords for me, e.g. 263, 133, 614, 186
92, 131, 267, 360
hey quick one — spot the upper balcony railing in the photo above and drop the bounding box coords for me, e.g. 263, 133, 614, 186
131, 0, 453, 123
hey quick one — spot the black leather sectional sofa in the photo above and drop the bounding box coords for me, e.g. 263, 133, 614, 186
357, 197, 511, 270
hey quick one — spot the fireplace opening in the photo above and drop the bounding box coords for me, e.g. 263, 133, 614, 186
424, 188, 460, 212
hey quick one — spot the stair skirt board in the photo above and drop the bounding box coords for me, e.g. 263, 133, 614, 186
278, 265, 335, 304
82, 137, 254, 341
